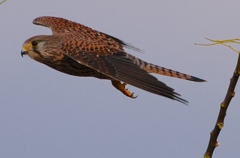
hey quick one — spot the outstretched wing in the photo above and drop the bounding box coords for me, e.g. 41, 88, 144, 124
33, 16, 142, 52
33, 16, 187, 103
68, 50, 187, 103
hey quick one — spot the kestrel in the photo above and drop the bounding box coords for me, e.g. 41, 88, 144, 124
21, 16, 205, 104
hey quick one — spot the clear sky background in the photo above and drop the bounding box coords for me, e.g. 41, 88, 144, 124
1, 0, 240, 158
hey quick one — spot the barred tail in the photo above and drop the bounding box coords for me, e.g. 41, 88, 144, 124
144, 63, 205, 82
127, 54, 206, 82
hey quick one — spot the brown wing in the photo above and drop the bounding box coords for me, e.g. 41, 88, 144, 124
33, 16, 187, 103
66, 49, 187, 104
33, 16, 142, 52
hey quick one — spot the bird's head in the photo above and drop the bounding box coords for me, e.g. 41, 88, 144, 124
21, 35, 60, 63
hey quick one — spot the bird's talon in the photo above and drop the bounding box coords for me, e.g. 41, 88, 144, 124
131, 93, 138, 99
111, 80, 138, 99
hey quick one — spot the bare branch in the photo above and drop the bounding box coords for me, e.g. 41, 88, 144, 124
204, 54, 240, 158
197, 38, 240, 158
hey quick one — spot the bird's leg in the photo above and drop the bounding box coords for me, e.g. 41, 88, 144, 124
111, 80, 137, 98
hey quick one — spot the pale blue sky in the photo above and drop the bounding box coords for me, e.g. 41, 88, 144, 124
1, 0, 240, 158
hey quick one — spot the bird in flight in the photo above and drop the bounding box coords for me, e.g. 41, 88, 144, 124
21, 16, 205, 104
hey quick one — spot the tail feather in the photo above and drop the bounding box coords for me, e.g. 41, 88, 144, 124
144, 63, 206, 82
126, 54, 205, 82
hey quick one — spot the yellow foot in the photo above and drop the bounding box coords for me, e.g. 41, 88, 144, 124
111, 80, 137, 98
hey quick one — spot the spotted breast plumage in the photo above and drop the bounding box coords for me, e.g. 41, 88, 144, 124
21, 16, 205, 104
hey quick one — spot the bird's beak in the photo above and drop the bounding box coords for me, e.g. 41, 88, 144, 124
21, 45, 28, 57
21, 50, 27, 57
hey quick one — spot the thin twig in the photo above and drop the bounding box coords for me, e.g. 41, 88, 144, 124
204, 54, 240, 158
195, 38, 240, 54
0, 0, 7, 5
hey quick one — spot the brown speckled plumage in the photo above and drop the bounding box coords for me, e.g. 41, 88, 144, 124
21, 16, 205, 104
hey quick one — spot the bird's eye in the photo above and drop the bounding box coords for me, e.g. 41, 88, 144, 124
31, 40, 39, 47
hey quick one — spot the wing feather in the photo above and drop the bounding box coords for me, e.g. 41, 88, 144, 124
66, 51, 187, 104
33, 16, 142, 52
